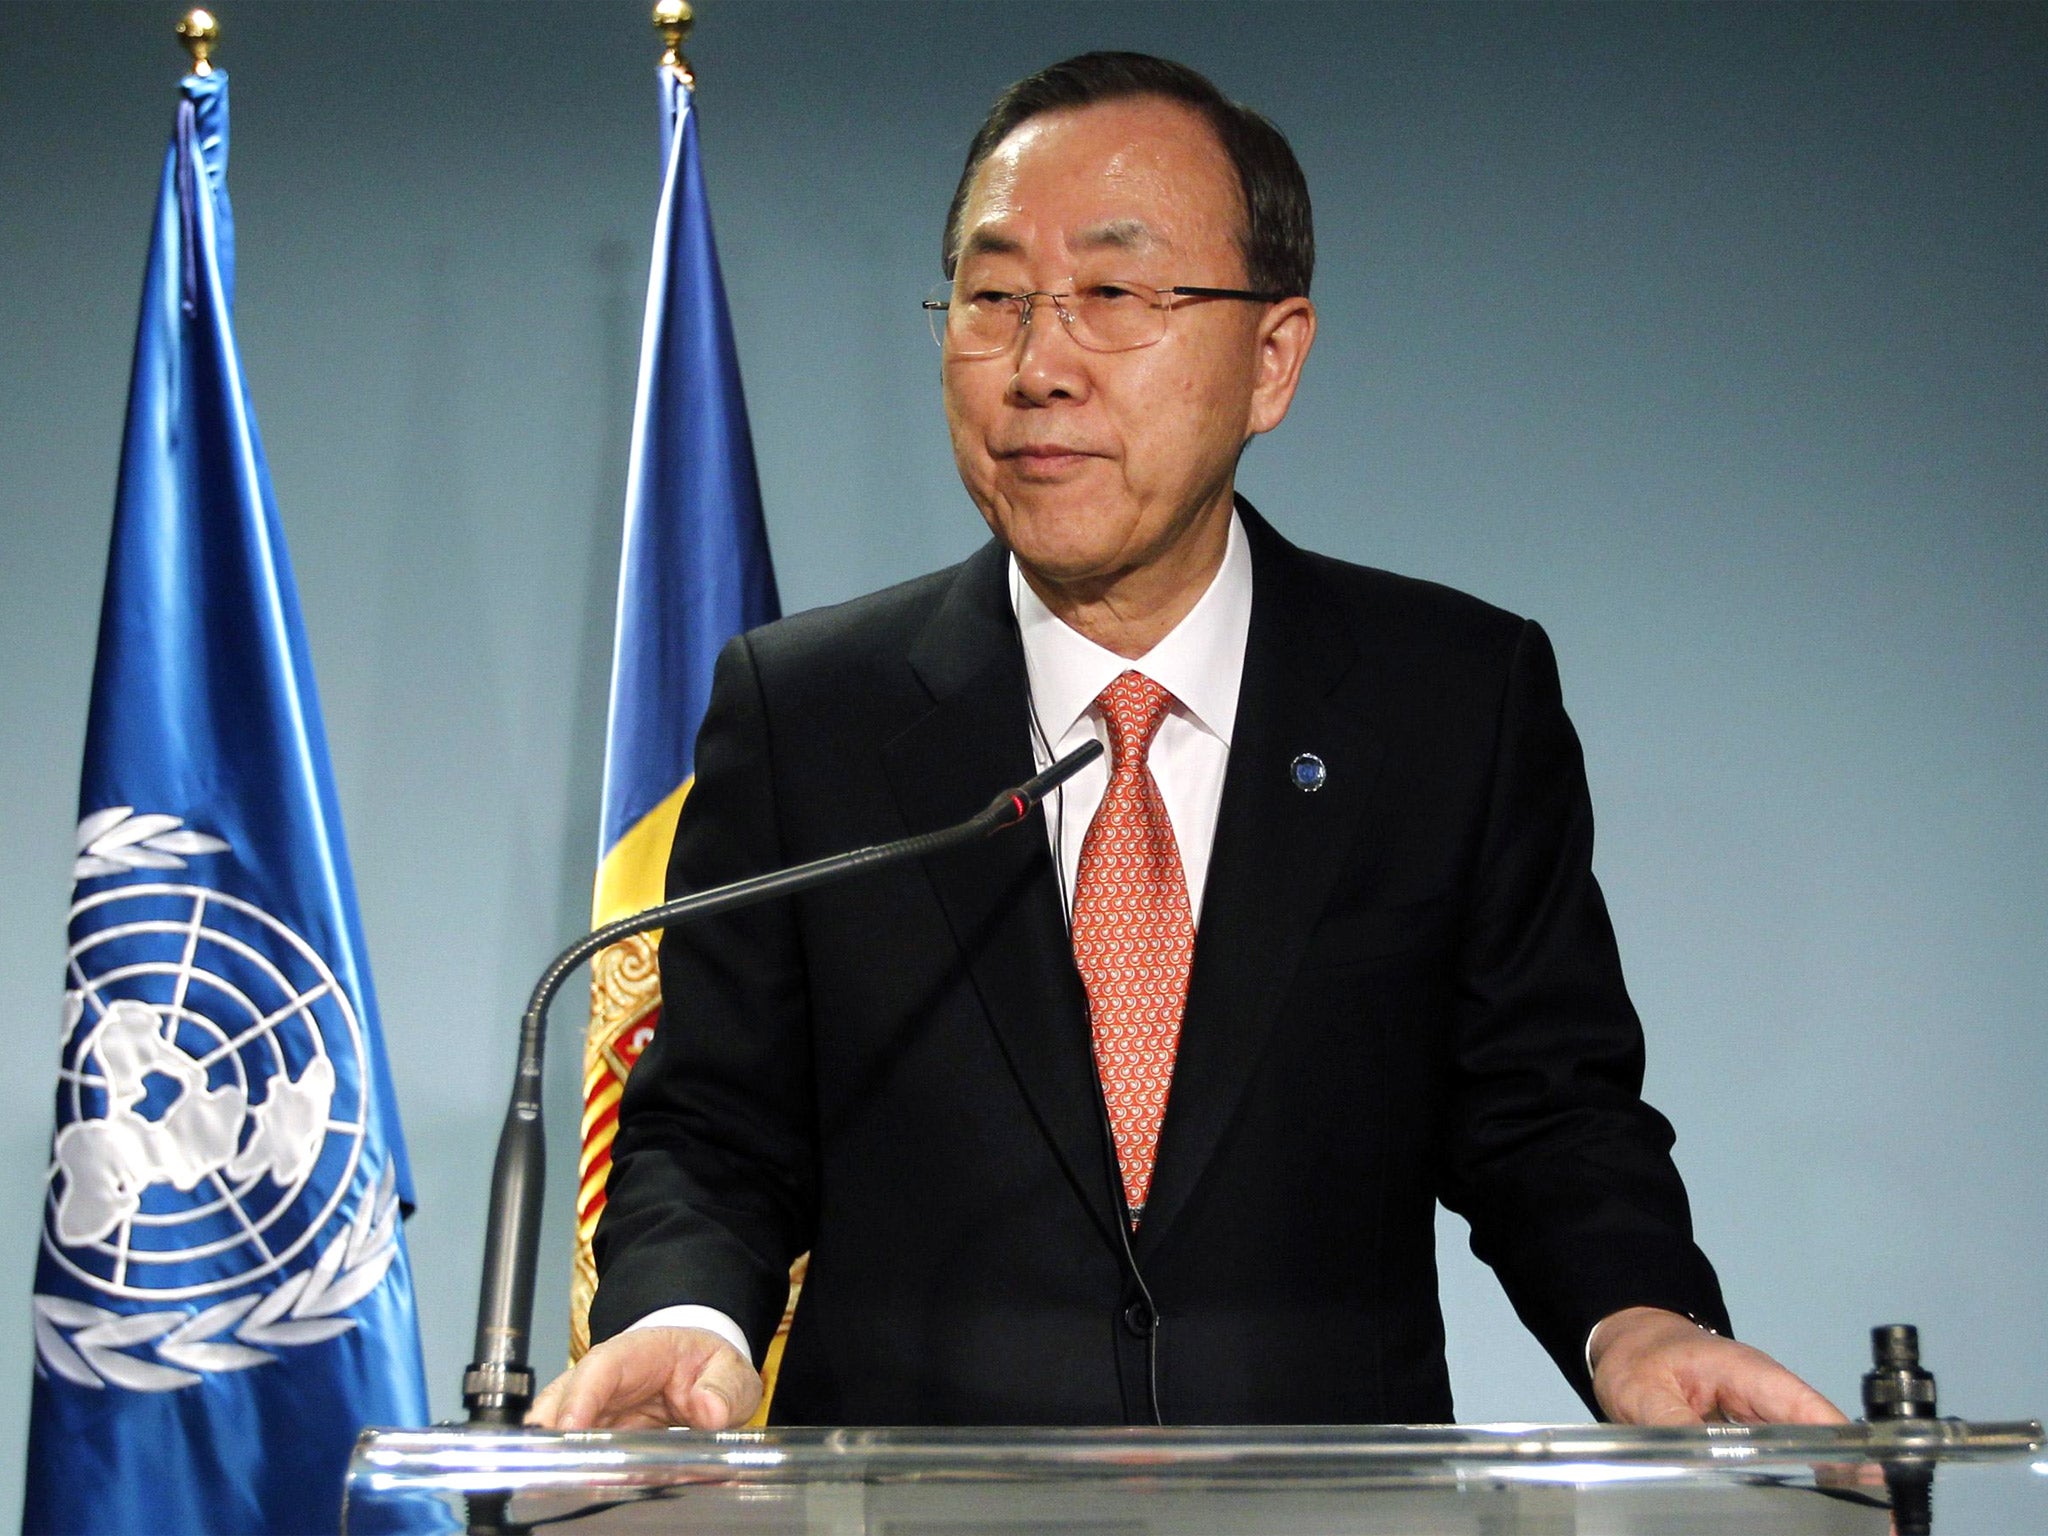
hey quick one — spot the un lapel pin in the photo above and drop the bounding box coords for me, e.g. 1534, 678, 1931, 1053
1289, 753, 1327, 792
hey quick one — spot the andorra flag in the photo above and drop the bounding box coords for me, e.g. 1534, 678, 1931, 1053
571, 59, 779, 1362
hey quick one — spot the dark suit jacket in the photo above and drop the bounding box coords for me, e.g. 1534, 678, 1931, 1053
591, 502, 1729, 1425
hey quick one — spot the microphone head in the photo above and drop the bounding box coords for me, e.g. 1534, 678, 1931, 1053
1018, 739, 1103, 810
983, 739, 1104, 831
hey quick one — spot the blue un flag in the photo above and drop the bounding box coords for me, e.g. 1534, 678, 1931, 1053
24, 68, 429, 1536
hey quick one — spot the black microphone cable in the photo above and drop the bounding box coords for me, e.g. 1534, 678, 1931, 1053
1023, 686, 1075, 919
1018, 641, 1167, 1426
1093, 1079, 1166, 1426
1020, 656, 1165, 1424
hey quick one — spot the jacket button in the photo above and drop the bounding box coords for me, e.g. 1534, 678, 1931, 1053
1122, 1300, 1154, 1337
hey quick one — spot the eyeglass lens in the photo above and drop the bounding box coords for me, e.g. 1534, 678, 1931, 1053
927, 281, 1170, 356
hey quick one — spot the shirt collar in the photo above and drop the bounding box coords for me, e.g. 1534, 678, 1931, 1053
1009, 509, 1253, 748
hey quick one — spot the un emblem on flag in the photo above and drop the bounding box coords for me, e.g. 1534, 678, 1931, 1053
35, 811, 401, 1392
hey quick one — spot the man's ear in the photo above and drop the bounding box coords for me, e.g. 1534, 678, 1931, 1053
1246, 296, 1317, 438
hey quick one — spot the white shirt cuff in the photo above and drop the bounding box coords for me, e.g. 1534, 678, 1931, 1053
625, 1304, 754, 1365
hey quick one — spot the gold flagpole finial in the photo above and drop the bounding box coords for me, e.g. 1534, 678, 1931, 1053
175, 9, 219, 76
653, 0, 694, 88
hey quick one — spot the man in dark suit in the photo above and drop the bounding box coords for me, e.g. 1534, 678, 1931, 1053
534, 52, 1842, 1433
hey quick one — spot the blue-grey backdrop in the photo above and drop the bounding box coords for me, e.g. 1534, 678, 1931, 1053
2, 2, 2043, 1527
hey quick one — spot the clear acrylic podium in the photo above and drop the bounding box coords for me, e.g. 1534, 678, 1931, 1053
344, 1418, 2044, 1534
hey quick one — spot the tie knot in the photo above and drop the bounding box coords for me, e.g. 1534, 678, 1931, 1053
1094, 670, 1176, 772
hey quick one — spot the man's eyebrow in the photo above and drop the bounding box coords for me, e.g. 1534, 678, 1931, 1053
960, 229, 1025, 260
1072, 219, 1161, 253
957, 220, 1164, 263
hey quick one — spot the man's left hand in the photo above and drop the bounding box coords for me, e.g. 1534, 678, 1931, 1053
1590, 1306, 1848, 1426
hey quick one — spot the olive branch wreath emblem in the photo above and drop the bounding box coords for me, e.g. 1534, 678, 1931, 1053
34, 1161, 403, 1393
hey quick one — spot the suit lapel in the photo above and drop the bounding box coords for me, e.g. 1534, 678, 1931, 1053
880, 544, 1122, 1248
1134, 509, 1389, 1260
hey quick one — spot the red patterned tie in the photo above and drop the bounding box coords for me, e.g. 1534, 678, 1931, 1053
1070, 670, 1194, 1224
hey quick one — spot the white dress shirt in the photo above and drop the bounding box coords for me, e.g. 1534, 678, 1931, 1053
627, 514, 1256, 1362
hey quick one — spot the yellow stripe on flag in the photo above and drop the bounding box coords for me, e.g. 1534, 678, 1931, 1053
573, 779, 691, 1361
592, 777, 693, 928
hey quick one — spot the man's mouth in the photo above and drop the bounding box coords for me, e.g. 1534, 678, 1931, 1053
997, 444, 1099, 477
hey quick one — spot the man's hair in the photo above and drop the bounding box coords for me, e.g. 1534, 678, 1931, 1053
941, 52, 1315, 298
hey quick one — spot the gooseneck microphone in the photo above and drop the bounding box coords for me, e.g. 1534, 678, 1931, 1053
462, 741, 1103, 1426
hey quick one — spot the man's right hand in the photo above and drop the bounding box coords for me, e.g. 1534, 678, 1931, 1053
525, 1326, 764, 1431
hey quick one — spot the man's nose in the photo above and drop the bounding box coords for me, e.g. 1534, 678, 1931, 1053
1007, 295, 1089, 403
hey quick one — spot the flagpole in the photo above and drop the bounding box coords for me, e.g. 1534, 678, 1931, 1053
175, 7, 219, 75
